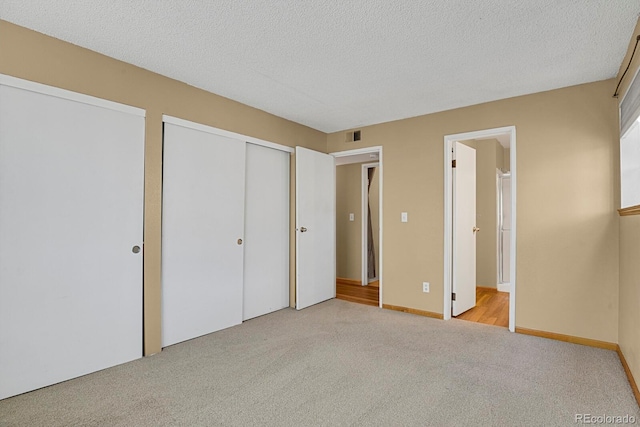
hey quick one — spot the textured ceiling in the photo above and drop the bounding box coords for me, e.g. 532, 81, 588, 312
1, 1, 639, 133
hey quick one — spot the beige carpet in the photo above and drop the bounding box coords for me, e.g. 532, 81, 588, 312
0, 299, 638, 426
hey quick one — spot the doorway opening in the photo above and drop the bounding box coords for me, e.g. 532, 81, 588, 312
331, 147, 383, 308
361, 162, 380, 286
443, 127, 516, 331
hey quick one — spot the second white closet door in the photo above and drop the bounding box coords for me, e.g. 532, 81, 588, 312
162, 123, 246, 347
243, 143, 290, 320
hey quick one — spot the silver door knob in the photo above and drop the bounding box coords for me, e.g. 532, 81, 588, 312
473, 227, 480, 233
132, 245, 141, 254
300, 227, 307, 232
237, 239, 243, 245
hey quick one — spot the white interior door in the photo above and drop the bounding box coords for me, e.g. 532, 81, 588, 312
0, 80, 144, 400
243, 143, 290, 320
162, 121, 245, 347
452, 142, 477, 316
295, 146, 336, 310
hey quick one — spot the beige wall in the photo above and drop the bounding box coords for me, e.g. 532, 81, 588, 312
476, 139, 499, 288
328, 79, 620, 343
619, 216, 640, 393
504, 148, 511, 171
0, 20, 326, 355
336, 164, 380, 281
616, 17, 640, 397
336, 164, 362, 279
496, 141, 507, 172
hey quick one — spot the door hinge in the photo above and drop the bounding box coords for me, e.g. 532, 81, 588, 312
452, 159, 456, 168
452, 292, 456, 301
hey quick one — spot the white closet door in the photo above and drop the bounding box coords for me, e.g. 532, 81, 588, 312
162, 122, 246, 347
0, 82, 144, 400
243, 143, 290, 320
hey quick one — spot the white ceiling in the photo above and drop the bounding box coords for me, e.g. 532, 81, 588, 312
1, 1, 639, 133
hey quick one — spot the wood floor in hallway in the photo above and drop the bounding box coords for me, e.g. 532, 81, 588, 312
336, 278, 379, 307
455, 286, 509, 327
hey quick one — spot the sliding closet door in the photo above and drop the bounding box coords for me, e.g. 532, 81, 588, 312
162, 122, 246, 347
0, 78, 144, 400
243, 143, 290, 320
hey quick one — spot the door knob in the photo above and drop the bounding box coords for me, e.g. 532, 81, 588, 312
237, 239, 243, 245
132, 245, 141, 254
473, 227, 480, 233
300, 227, 307, 232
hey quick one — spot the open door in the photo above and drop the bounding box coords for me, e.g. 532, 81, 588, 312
295, 146, 336, 310
452, 142, 477, 316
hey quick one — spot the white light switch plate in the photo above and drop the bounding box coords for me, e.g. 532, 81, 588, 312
401, 212, 408, 222
349, 213, 355, 221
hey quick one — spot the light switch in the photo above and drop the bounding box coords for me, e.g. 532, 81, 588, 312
349, 213, 355, 221
401, 212, 408, 222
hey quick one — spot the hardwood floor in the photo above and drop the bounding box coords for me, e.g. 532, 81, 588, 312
336, 278, 379, 306
455, 287, 509, 328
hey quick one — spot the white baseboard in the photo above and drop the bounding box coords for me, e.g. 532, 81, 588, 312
497, 283, 511, 293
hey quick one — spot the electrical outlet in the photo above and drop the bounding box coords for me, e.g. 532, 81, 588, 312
401, 212, 408, 222
422, 282, 430, 293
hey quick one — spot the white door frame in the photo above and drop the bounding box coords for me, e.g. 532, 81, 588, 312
443, 127, 517, 331
496, 170, 511, 292
330, 146, 383, 308
361, 162, 380, 286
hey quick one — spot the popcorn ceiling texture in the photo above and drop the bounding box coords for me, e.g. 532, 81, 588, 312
1, 0, 639, 132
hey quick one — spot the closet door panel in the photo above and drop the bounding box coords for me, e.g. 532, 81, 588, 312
162, 123, 245, 347
0, 82, 144, 400
243, 143, 290, 320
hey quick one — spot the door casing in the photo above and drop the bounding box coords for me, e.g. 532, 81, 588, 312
331, 146, 384, 308
443, 127, 517, 331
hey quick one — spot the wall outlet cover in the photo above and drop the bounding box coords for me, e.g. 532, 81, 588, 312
422, 282, 430, 293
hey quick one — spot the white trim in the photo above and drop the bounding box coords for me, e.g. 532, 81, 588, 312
361, 162, 379, 286
332, 146, 384, 308
0, 74, 145, 117
497, 283, 511, 293
509, 129, 517, 332
162, 115, 294, 154
496, 169, 502, 290
444, 142, 453, 320
444, 126, 517, 332
378, 149, 384, 308
330, 146, 383, 158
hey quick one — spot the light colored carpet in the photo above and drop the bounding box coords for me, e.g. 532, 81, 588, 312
0, 299, 638, 426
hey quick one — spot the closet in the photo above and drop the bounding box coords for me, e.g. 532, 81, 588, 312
161, 116, 290, 348
0, 75, 145, 400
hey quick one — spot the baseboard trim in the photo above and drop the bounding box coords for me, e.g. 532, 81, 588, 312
336, 277, 363, 286
616, 345, 640, 407
515, 327, 618, 351
497, 283, 511, 293
382, 304, 443, 319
